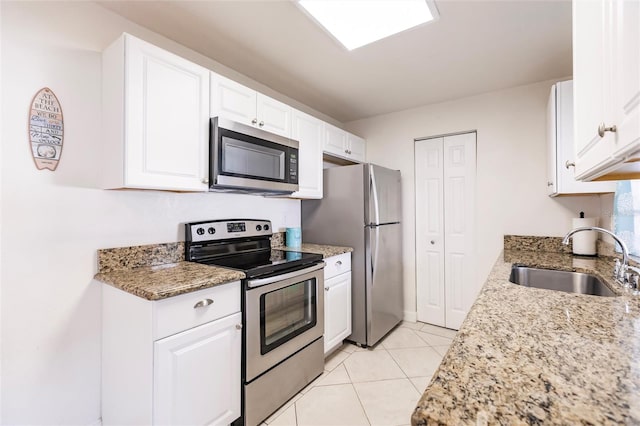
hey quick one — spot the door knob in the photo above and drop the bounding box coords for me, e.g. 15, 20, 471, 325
598, 122, 617, 138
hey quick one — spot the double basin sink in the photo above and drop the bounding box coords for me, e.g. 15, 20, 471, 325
509, 265, 617, 297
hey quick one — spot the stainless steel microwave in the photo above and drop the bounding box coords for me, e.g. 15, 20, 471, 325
209, 117, 299, 194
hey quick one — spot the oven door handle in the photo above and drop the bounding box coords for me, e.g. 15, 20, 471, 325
247, 262, 325, 288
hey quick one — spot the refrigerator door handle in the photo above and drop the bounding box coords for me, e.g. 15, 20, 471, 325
369, 167, 380, 226
370, 225, 380, 287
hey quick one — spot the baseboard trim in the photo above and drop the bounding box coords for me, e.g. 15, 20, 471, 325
403, 311, 417, 322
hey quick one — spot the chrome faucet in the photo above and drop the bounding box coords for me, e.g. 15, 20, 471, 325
562, 226, 630, 285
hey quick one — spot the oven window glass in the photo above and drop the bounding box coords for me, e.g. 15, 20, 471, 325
221, 136, 285, 180
260, 278, 317, 354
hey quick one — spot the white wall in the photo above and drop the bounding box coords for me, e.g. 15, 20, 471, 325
346, 80, 603, 321
1, 2, 304, 424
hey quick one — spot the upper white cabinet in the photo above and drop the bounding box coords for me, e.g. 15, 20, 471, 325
102, 33, 210, 191
211, 73, 292, 138
573, 0, 640, 181
290, 109, 324, 199
547, 80, 616, 196
324, 123, 366, 163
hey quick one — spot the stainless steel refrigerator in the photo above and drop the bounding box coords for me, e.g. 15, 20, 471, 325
302, 163, 403, 347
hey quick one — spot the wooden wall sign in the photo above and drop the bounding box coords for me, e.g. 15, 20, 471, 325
28, 87, 64, 171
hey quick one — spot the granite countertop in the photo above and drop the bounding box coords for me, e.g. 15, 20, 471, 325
95, 262, 245, 301
278, 243, 353, 259
94, 239, 351, 301
412, 249, 640, 425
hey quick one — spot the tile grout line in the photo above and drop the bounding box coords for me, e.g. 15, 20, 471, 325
350, 382, 373, 426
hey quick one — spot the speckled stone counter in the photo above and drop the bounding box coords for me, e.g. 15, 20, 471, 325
94, 262, 245, 301
412, 249, 640, 425
278, 243, 353, 259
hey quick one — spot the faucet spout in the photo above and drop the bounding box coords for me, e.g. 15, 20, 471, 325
562, 226, 629, 283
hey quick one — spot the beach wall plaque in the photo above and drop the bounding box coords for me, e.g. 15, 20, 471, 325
29, 87, 64, 171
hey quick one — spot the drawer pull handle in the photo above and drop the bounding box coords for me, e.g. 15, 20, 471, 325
325, 287, 330, 292
193, 299, 214, 309
235, 324, 243, 330
336, 260, 342, 266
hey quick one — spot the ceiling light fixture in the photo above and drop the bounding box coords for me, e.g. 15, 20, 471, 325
298, 0, 439, 51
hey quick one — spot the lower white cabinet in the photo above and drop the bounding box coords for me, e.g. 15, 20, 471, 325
323, 253, 352, 355
101, 281, 242, 425
154, 312, 241, 425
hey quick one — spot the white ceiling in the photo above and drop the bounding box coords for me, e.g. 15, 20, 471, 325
98, 0, 572, 123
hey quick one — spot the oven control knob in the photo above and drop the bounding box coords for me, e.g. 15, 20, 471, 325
264, 224, 270, 231
256, 225, 262, 231
196, 227, 205, 236
208, 227, 216, 235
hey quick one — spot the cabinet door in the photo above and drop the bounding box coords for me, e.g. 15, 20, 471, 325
573, 0, 619, 180
324, 272, 352, 355
154, 312, 241, 426
324, 123, 348, 158
257, 93, 292, 137
211, 72, 257, 127
610, 0, 640, 159
291, 109, 323, 199
347, 134, 366, 162
125, 35, 209, 191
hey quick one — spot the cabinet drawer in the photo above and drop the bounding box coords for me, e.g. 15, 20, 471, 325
153, 281, 241, 340
324, 253, 351, 280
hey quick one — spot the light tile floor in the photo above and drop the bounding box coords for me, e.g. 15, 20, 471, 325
261, 321, 457, 426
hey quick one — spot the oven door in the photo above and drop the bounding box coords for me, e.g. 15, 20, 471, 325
245, 262, 324, 382
210, 117, 299, 193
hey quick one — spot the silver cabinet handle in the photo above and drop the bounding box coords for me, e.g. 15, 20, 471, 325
259, 121, 264, 127
344, 149, 349, 153
598, 122, 617, 138
193, 299, 214, 309
565, 161, 575, 169
201, 178, 209, 184
251, 118, 258, 125
547, 182, 554, 186
235, 324, 243, 330
430, 240, 435, 245
336, 260, 342, 266
325, 287, 330, 291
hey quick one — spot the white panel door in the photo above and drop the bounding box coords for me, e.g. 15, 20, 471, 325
610, 0, 640, 159
443, 134, 476, 330
154, 312, 241, 426
324, 272, 352, 355
210, 72, 257, 127
125, 35, 209, 191
291, 109, 323, 199
257, 93, 292, 137
415, 138, 445, 326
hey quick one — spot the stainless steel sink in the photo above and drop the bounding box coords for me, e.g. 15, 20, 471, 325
509, 265, 617, 297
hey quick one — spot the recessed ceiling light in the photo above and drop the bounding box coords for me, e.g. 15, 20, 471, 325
298, 0, 439, 51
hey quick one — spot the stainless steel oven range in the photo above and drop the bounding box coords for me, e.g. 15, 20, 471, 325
185, 219, 325, 426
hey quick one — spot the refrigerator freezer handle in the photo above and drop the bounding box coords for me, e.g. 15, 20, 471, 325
370, 167, 380, 226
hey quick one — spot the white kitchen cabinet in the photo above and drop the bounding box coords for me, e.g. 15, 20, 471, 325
323, 123, 366, 163
323, 253, 352, 355
573, 0, 640, 181
154, 312, 241, 426
290, 109, 324, 199
102, 281, 242, 425
211, 72, 292, 137
547, 80, 616, 196
102, 33, 210, 191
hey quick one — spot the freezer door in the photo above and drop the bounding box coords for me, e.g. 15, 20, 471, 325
365, 223, 403, 346
366, 164, 402, 226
